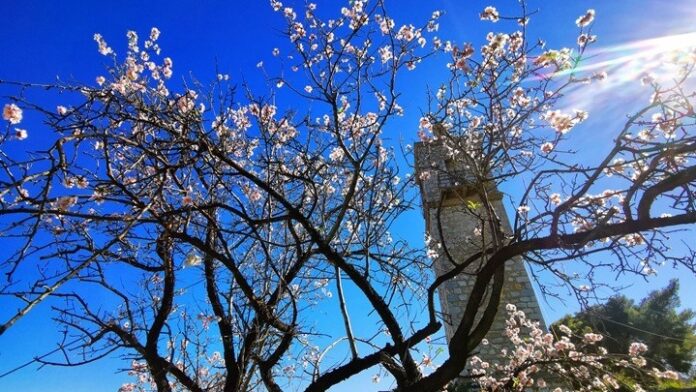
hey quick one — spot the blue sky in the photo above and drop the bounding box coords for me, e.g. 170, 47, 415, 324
1, 1, 696, 391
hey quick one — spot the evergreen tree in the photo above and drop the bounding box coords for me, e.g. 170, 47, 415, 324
554, 280, 696, 373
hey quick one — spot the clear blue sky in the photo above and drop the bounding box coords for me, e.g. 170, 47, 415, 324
1, 1, 696, 391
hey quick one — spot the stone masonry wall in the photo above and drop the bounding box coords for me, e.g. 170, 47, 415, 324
428, 202, 545, 364
415, 141, 546, 368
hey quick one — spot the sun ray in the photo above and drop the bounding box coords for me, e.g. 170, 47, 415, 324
542, 32, 696, 115
570, 32, 696, 79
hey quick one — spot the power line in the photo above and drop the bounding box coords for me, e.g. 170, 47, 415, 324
586, 313, 696, 344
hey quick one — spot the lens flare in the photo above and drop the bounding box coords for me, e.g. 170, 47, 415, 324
551, 32, 696, 113
573, 32, 696, 82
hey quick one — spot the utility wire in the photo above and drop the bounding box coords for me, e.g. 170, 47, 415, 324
586, 313, 696, 343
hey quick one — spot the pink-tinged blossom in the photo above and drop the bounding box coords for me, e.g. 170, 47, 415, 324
534, 48, 574, 70
424, 235, 441, 259
162, 57, 173, 79
604, 158, 626, 176
469, 305, 636, 391
375, 15, 394, 35
64, 177, 77, 188
118, 383, 137, 392
17, 188, 30, 201
540, 142, 555, 154
90, 189, 106, 204
54, 196, 78, 211
270, 0, 282, 12
209, 351, 222, 364
638, 129, 655, 141
623, 233, 645, 246
576, 9, 596, 28
248, 188, 262, 202
197, 313, 221, 330
396, 24, 416, 42
126, 31, 139, 53
419, 117, 432, 130
15, 128, 28, 140
378, 46, 393, 64
176, 90, 197, 113
549, 193, 562, 205
452, 43, 474, 72
290, 22, 306, 41
542, 109, 587, 134
577, 33, 597, 47
480, 6, 500, 22
283, 364, 296, 376
558, 324, 573, 335
592, 70, 608, 81
329, 147, 345, 162
632, 356, 648, 367
482, 32, 509, 57
583, 333, 604, 344
657, 370, 679, 380
149, 27, 160, 41
641, 73, 656, 86
3, 103, 23, 124
184, 251, 202, 267
93, 33, 113, 56
628, 342, 648, 357
341, 0, 368, 29
510, 87, 530, 107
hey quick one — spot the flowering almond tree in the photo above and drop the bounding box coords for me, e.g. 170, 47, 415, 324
1, 1, 694, 391
406, 4, 695, 390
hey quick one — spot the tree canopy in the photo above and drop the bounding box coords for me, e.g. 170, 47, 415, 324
554, 280, 696, 374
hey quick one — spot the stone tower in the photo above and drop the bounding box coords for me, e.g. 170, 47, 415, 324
414, 140, 545, 365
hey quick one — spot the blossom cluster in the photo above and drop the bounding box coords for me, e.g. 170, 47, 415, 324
465, 305, 677, 392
